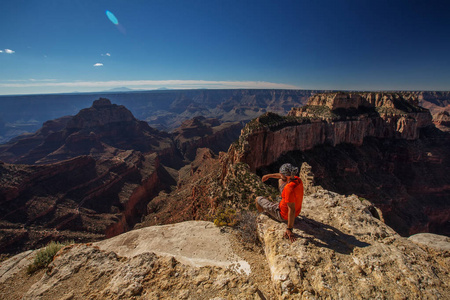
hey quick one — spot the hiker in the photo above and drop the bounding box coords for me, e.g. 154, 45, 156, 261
255, 163, 304, 242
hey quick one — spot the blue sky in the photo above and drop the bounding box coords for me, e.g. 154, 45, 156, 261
1, 0, 449, 95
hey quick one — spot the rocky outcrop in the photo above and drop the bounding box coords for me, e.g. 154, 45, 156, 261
433, 111, 450, 131
296, 130, 450, 237
0, 98, 176, 165
409, 233, 450, 252
171, 116, 243, 161
230, 92, 432, 172
257, 188, 450, 299
0, 221, 260, 300
1, 188, 448, 299
228, 92, 448, 237
418, 91, 450, 115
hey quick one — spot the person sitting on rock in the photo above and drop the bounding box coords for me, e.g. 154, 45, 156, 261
255, 163, 304, 242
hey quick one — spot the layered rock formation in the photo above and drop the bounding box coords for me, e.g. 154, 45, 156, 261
228, 92, 449, 236
433, 111, 450, 132
0, 98, 176, 166
0, 221, 264, 299
171, 116, 243, 161
0, 99, 185, 255
418, 91, 450, 115
1, 186, 448, 299
147, 89, 318, 130
0, 151, 174, 254
230, 92, 432, 171
1, 89, 448, 144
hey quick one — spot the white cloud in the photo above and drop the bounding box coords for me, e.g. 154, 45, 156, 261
29, 78, 57, 82
0, 50, 3, 53
5, 49, 15, 54
101, 53, 111, 57
0, 79, 301, 90
93, 63, 104, 67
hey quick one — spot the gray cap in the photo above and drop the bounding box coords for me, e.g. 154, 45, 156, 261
279, 163, 299, 176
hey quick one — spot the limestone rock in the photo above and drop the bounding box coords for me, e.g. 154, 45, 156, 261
257, 188, 450, 299
409, 233, 450, 252
95, 220, 251, 273
2, 221, 257, 300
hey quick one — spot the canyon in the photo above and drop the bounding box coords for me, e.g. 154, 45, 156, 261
229, 92, 449, 237
0, 90, 449, 299
1, 90, 447, 144
0, 98, 240, 255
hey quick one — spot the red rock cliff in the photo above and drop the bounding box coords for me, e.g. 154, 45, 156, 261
228, 92, 448, 237
230, 92, 433, 171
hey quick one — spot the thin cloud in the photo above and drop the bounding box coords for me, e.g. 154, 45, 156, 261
4, 49, 15, 54
5, 79, 56, 82
0, 50, 3, 53
29, 78, 57, 82
93, 63, 104, 67
101, 53, 111, 57
0, 79, 301, 90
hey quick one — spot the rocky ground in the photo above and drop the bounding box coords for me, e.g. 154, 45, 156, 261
1, 185, 448, 299
258, 189, 450, 299
0, 221, 275, 300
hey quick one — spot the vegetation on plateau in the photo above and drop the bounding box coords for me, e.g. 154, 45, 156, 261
27, 241, 74, 274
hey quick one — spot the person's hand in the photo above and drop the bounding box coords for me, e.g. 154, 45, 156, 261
284, 229, 297, 243
262, 175, 270, 182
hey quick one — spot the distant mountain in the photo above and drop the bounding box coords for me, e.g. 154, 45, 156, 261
1, 90, 449, 144
103, 87, 135, 92
0, 98, 176, 165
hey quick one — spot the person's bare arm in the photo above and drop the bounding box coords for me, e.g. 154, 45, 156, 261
284, 203, 297, 242
262, 173, 287, 182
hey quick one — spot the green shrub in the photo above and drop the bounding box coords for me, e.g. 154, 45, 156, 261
213, 208, 237, 227
27, 241, 73, 274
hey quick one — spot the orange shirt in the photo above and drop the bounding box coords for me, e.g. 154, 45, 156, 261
279, 177, 304, 221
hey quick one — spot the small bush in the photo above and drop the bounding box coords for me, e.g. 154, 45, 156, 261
236, 211, 260, 246
214, 208, 237, 227
27, 241, 73, 274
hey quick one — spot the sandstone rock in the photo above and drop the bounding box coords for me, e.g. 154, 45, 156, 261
0, 152, 173, 254
4, 221, 257, 300
96, 220, 251, 273
433, 111, 450, 132
409, 233, 450, 252
171, 116, 243, 161
0, 250, 35, 284
257, 188, 450, 299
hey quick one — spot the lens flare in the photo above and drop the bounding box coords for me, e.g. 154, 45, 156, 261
106, 10, 119, 25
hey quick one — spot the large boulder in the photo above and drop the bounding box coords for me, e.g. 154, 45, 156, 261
257, 188, 450, 299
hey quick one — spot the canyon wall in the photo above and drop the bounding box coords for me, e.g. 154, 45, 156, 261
229, 92, 449, 236
171, 117, 243, 161
0, 151, 173, 254
230, 92, 433, 171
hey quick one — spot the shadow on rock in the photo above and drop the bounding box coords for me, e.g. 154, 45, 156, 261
295, 216, 370, 254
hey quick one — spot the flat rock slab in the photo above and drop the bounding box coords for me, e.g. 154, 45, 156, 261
0, 250, 35, 283
95, 220, 250, 275
409, 233, 450, 252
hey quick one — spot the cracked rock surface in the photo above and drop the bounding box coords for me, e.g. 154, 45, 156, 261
257, 188, 450, 299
